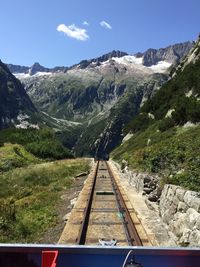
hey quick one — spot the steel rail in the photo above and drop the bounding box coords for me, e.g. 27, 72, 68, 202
106, 162, 143, 246
76, 161, 99, 244
76, 160, 142, 246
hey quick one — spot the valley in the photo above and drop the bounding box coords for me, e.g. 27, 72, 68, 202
5, 42, 192, 158
0, 35, 200, 247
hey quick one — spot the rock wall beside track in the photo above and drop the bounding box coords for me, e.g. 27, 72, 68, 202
113, 160, 200, 247
159, 184, 200, 247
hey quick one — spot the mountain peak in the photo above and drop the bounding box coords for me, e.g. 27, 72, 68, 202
77, 50, 128, 69
31, 62, 42, 68
140, 41, 193, 66
29, 62, 49, 75
104, 50, 128, 59
0, 60, 37, 129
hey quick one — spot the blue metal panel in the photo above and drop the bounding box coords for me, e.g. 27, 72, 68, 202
0, 244, 199, 267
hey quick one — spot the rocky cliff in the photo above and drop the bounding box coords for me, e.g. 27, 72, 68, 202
116, 164, 200, 247
0, 60, 37, 129
7, 62, 68, 75
159, 184, 200, 246
136, 41, 193, 66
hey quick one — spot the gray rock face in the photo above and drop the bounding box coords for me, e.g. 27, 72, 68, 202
114, 163, 200, 246
7, 62, 68, 75
138, 41, 193, 66
78, 50, 128, 69
6, 41, 194, 158
6, 63, 29, 74
0, 60, 37, 129
159, 184, 200, 246
122, 167, 162, 204
29, 62, 49, 75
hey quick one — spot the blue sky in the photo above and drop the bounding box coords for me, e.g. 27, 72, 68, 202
0, 0, 200, 67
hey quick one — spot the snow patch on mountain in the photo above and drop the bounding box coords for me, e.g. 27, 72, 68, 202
14, 55, 172, 81
99, 55, 171, 74
15, 113, 39, 129
148, 61, 172, 73
15, 72, 53, 79
112, 55, 143, 65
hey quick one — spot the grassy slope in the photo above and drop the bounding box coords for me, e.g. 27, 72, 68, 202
0, 128, 73, 160
112, 40, 200, 192
0, 143, 40, 172
0, 158, 90, 243
112, 124, 200, 191
140, 43, 200, 124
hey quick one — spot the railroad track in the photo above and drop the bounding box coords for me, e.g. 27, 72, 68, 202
59, 160, 149, 246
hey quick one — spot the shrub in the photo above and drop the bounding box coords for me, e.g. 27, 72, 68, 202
158, 118, 175, 132
25, 140, 73, 159
0, 128, 73, 160
125, 113, 153, 133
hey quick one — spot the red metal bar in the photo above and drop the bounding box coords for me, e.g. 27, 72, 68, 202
42, 251, 58, 267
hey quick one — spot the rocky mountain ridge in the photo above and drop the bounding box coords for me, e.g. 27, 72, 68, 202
112, 35, 200, 189
0, 60, 37, 129
3, 40, 195, 157
7, 41, 193, 76
136, 41, 193, 66
7, 62, 68, 75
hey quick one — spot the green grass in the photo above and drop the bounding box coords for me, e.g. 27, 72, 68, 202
0, 158, 90, 243
112, 124, 200, 192
141, 55, 200, 124
112, 48, 200, 192
0, 143, 40, 172
0, 128, 73, 160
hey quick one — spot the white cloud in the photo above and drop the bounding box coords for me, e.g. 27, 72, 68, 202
100, 20, 112, 30
83, 21, 89, 26
57, 24, 89, 41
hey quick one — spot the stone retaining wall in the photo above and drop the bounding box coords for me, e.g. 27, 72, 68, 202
159, 184, 200, 246
119, 162, 200, 246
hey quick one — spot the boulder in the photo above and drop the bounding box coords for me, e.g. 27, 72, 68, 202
176, 187, 186, 201
183, 191, 198, 207
148, 193, 159, 202
169, 212, 187, 237
177, 202, 187, 213
161, 202, 178, 224
195, 215, 200, 230
179, 229, 191, 245
186, 208, 200, 229
143, 187, 153, 194
190, 197, 200, 212
143, 175, 151, 184
189, 229, 200, 246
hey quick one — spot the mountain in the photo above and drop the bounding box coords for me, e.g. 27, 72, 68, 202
112, 36, 200, 191
75, 50, 128, 69
0, 60, 37, 129
139, 37, 200, 126
7, 41, 193, 157
7, 62, 68, 76
136, 41, 193, 66
7, 42, 193, 77
6, 63, 29, 74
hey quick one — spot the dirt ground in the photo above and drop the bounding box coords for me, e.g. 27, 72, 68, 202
38, 175, 87, 244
